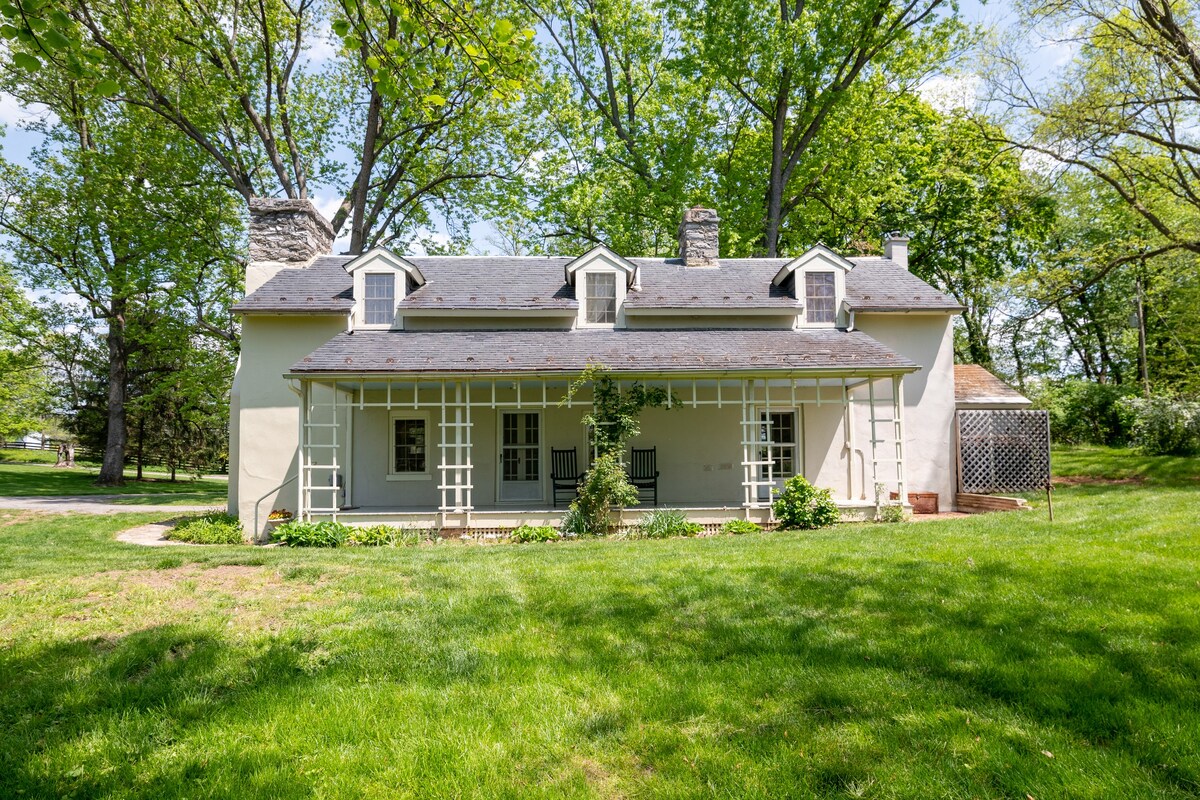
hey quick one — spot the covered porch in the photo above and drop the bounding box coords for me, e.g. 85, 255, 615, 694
291, 371, 911, 530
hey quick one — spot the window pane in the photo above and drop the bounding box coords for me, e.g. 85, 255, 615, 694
586, 273, 617, 323
805, 272, 836, 323
393, 418, 425, 472
364, 274, 395, 325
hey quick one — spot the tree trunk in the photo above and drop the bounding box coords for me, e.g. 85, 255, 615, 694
348, 80, 383, 254
763, 90, 788, 258
136, 414, 145, 481
1136, 272, 1150, 397
96, 310, 128, 486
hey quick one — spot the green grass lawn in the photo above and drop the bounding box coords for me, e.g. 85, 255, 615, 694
0, 447, 1197, 798
0, 462, 227, 504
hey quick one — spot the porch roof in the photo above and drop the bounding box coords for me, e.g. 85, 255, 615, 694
289, 328, 917, 375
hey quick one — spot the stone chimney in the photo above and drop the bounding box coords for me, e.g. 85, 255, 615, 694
246, 198, 335, 294
883, 232, 909, 270
678, 206, 720, 267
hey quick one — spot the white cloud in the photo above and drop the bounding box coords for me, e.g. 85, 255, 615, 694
305, 22, 340, 66
918, 74, 981, 113
0, 92, 54, 126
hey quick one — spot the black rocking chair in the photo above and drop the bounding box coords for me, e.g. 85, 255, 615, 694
550, 447, 584, 507
629, 447, 659, 506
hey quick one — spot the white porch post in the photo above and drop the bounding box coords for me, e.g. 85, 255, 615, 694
296, 379, 307, 521
893, 374, 907, 504
868, 377, 881, 515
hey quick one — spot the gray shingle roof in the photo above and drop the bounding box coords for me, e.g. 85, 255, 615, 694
231, 256, 354, 313
290, 328, 916, 374
401, 257, 577, 310
235, 253, 962, 315
845, 258, 965, 312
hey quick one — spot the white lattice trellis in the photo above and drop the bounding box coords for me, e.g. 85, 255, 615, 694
956, 410, 1051, 493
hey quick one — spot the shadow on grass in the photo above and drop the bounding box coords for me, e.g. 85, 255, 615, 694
0, 625, 325, 797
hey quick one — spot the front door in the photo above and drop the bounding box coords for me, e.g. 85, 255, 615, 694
499, 411, 543, 502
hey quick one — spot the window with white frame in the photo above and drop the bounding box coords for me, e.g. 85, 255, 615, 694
363, 273, 396, 326
585, 272, 617, 324
391, 415, 427, 474
757, 410, 798, 501
804, 272, 837, 323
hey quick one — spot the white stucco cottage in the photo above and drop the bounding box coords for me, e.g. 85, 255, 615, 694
229, 200, 969, 538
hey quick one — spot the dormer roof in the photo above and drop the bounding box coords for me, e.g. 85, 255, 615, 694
563, 245, 639, 288
771, 244, 855, 286
343, 247, 426, 286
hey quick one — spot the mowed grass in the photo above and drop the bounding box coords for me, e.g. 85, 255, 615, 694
0, 449, 1197, 798
0, 462, 227, 504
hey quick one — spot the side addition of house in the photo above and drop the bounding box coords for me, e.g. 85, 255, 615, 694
229, 202, 965, 538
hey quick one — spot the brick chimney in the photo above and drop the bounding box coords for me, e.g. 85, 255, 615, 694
883, 232, 909, 270
246, 198, 334, 294
678, 206, 720, 267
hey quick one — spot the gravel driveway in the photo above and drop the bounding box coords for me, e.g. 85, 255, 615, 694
0, 495, 221, 514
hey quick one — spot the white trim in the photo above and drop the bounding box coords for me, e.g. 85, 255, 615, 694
794, 269, 845, 329
348, 249, 426, 331
388, 410, 432, 479
771, 244, 854, 286
563, 245, 639, 287
575, 267, 628, 329
399, 307, 577, 318
344, 247, 426, 285
622, 306, 798, 316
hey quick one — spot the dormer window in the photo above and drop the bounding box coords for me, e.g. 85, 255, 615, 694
344, 247, 426, 331
564, 245, 638, 328
772, 245, 852, 328
363, 274, 396, 325
804, 272, 836, 323
585, 273, 617, 323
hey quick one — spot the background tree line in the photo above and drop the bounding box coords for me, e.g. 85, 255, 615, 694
0, 0, 1198, 483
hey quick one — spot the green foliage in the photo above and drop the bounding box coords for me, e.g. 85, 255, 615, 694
166, 512, 244, 545
558, 504, 587, 538
875, 503, 908, 524
719, 519, 762, 535
1121, 396, 1200, 456
632, 509, 702, 540
561, 366, 675, 536
566, 453, 638, 537
0, 264, 50, 440
271, 520, 352, 548
772, 475, 840, 530
1031, 380, 1136, 447
509, 524, 560, 543
567, 365, 675, 459
347, 524, 429, 547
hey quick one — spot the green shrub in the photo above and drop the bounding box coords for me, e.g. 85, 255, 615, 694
347, 524, 428, 547
510, 524, 561, 543
167, 512, 244, 544
632, 509, 702, 539
1030, 380, 1136, 446
720, 519, 762, 535
772, 475, 840, 530
567, 453, 639, 536
271, 519, 351, 548
1122, 396, 1200, 455
875, 503, 908, 524
559, 505, 586, 538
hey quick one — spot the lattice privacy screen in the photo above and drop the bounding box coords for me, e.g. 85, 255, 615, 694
957, 410, 1051, 493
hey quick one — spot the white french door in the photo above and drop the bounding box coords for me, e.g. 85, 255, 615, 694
498, 411, 543, 502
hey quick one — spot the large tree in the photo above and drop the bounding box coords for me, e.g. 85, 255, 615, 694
685, 0, 965, 256
0, 88, 241, 484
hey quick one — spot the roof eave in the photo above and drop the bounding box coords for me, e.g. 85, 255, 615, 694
286, 364, 921, 379
398, 306, 577, 317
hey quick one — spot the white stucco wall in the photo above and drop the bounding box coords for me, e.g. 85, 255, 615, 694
229, 314, 349, 536
853, 313, 957, 508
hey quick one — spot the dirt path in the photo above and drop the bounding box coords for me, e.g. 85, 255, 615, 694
0, 495, 220, 515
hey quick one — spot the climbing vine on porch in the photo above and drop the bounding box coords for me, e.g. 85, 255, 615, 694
561, 365, 677, 535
